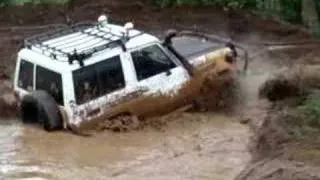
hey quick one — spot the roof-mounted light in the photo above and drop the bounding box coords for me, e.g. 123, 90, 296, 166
124, 22, 134, 38
124, 22, 134, 30
98, 14, 108, 27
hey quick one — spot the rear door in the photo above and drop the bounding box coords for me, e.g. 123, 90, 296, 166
35, 66, 64, 105
14, 58, 35, 99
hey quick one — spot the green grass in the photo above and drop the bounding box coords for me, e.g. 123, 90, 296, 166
153, 0, 256, 9
153, 0, 318, 34
281, 90, 320, 139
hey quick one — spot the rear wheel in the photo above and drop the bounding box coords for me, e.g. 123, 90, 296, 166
20, 95, 38, 123
20, 90, 63, 131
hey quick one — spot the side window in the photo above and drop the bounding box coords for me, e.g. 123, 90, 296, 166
73, 55, 125, 104
131, 45, 176, 81
96, 56, 125, 95
18, 59, 34, 91
73, 64, 99, 105
36, 66, 64, 105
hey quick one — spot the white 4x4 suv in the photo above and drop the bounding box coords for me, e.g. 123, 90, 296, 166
13, 15, 240, 132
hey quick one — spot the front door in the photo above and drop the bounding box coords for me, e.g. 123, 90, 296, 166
130, 44, 189, 95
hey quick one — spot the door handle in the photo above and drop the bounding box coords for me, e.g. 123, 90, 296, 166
166, 70, 172, 76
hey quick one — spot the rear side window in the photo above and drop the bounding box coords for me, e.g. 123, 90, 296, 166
36, 66, 64, 105
131, 45, 176, 81
96, 56, 125, 95
18, 59, 34, 91
73, 55, 125, 104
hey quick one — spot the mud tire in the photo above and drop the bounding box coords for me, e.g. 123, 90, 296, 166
20, 90, 63, 131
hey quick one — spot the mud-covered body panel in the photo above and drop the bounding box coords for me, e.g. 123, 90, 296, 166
70, 47, 236, 130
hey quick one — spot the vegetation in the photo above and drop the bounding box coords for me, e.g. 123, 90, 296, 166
153, 0, 256, 9
258, 64, 320, 141
0, 0, 319, 34
154, 0, 320, 35
0, 0, 67, 6
281, 91, 320, 139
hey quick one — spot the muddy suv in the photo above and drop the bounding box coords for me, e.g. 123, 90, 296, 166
13, 15, 241, 132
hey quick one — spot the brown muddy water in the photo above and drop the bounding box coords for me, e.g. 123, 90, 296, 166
0, 114, 251, 180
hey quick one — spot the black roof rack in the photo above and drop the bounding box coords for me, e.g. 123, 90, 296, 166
24, 22, 129, 67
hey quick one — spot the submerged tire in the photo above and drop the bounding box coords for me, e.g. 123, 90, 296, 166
20, 90, 63, 131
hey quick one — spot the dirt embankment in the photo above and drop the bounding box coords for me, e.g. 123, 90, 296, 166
237, 65, 320, 180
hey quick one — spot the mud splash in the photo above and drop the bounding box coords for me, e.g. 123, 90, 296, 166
78, 51, 238, 133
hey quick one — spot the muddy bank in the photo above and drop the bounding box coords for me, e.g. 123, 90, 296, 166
237, 106, 320, 180
237, 65, 320, 180
259, 65, 320, 101
236, 158, 320, 180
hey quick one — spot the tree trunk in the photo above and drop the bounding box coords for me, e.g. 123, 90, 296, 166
302, 0, 319, 34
